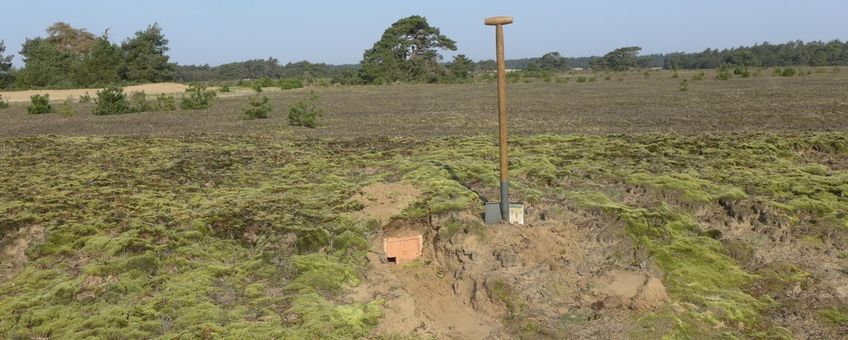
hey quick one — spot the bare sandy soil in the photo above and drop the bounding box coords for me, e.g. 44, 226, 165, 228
0, 83, 188, 103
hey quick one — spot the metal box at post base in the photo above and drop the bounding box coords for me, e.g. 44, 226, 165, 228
485, 202, 524, 225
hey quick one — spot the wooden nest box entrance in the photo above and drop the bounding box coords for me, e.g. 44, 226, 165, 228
383, 235, 423, 264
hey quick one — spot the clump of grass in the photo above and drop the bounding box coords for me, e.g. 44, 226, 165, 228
691, 71, 705, 80
678, 79, 688, 92
819, 308, 848, 326
129, 91, 150, 113
78, 92, 92, 103
576, 76, 587, 83
27, 94, 53, 114
58, 97, 75, 117
0, 94, 10, 109
288, 90, 323, 128
671, 72, 679, 79
629, 172, 746, 205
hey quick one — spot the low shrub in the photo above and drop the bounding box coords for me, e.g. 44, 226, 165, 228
692, 71, 705, 81
715, 65, 732, 80
58, 97, 75, 117
774, 68, 797, 77
671, 72, 679, 79
252, 84, 263, 93
180, 85, 217, 110
79, 92, 92, 103
129, 91, 151, 112
576, 76, 587, 83
219, 84, 230, 93
93, 87, 131, 115
27, 94, 52, 114
280, 78, 304, 90
734, 66, 750, 78
679, 79, 689, 92
155, 94, 176, 111
288, 90, 323, 128
258, 77, 276, 87
243, 95, 272, 120
0, 94, 9, 109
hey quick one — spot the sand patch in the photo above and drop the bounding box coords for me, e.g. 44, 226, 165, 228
0, 83, 189, 103
354, 182, 421, 226
0, 224, 46, 280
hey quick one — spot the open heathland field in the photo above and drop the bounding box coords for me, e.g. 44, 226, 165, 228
1, 69, 847, 137
0, 70, 847, 339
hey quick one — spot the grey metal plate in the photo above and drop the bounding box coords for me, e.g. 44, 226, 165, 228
485, 202, 502, 225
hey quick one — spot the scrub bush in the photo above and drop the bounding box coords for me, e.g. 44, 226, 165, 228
27, 94, 52, 114
93, 87, 131, 115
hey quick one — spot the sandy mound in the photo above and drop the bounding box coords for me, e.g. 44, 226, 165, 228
0, 83, 189, 103
354, 182, 421, 226
592, 270, 669, 311
0, 224, 45, 280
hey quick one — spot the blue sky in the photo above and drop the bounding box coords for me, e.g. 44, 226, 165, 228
2, 0, 846, 67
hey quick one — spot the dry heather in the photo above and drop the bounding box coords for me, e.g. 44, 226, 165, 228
0, 69, 847, 137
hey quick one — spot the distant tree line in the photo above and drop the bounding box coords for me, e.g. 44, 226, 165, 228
503, 40, 848, 71
661, 40, 848, 69
3, 20, 846, 90
1, 22, 174, 89
174, 59, 358, 82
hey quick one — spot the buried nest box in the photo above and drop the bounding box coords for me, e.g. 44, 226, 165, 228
383, 235, 423, 264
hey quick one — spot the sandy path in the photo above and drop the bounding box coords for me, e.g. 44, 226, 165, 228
0, 83, 188, 103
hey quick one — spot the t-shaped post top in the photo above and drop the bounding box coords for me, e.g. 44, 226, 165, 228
484, 16, 513, 26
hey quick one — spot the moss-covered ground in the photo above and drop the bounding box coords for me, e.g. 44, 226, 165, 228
1, 132, 846, 338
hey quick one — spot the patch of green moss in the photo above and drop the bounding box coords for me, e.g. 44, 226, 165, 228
285, 294, 383, 339
1, 132, 846, 338
819, 307, 848, 326
567, 191, 765, 336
